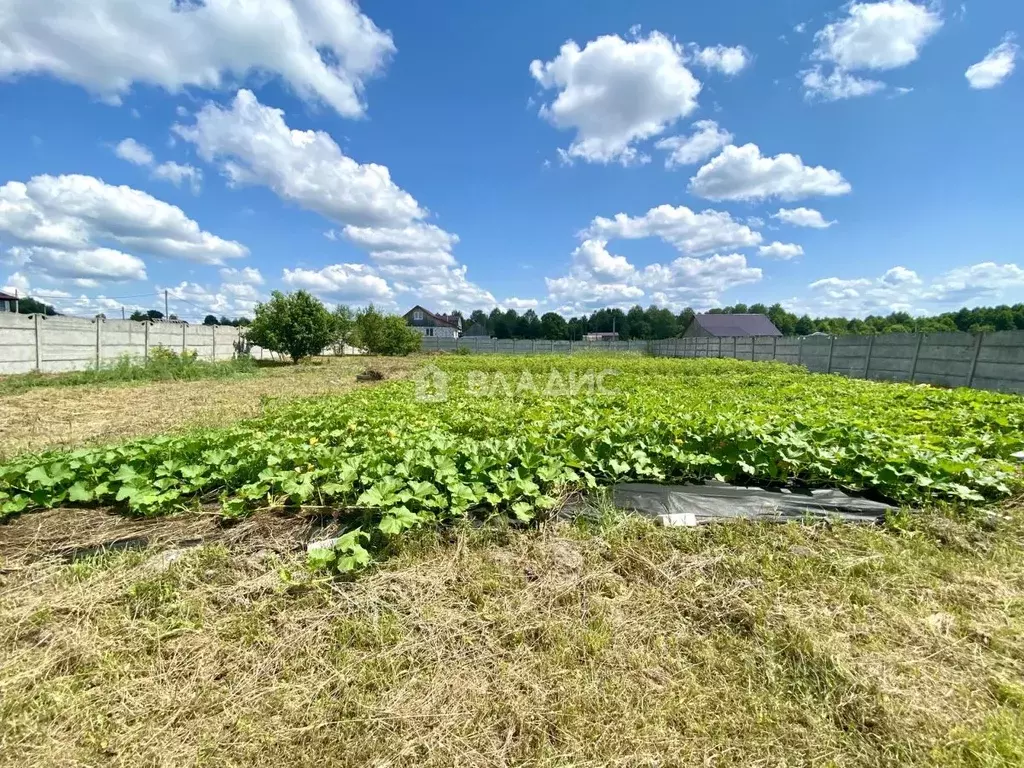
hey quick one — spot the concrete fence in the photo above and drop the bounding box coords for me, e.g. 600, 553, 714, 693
0, 313, 287, 375
650, 331, 1024, 394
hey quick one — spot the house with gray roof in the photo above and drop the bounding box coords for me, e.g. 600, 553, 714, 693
683, 313, 782, 338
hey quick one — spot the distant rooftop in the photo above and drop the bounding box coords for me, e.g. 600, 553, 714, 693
689, 313, 782, 337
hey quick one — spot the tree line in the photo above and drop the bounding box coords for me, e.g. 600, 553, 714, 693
14, 293, 1024, 339
457, 302, 1024, 340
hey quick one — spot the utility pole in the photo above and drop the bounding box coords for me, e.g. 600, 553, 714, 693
164, 289, 169, 321
121, 306, 125, 320
13, 289, 18, 314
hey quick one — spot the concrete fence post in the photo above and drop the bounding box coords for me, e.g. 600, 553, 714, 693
967, 332, 984, 387
772, 336, 778, 361
826, 335, 835, 374
862, 335, 875, 379
717, 337, 723, 358
909, 333, 924, 383
144, 322, 150, 362
33, 313, 42, 372
181, 323, 187, 355
95, 317, 103, 369
798, 336, 805, 368
750, 336, 755, 362
211, 325, 217, 361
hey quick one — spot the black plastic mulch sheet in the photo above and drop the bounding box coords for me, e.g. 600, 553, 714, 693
609, 482, 893, 525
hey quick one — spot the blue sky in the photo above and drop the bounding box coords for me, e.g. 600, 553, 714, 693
1, 0, 1022, 322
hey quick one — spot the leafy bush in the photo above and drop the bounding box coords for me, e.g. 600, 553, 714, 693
352, 305, 421, 356
245, 291, 341, 363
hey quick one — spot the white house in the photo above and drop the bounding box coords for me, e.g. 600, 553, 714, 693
403, 305, 462, 338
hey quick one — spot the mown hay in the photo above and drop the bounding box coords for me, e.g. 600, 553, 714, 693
2, 503, 1023, 767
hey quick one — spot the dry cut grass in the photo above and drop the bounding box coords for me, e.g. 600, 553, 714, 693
2, 502, 1023, 767
0, 356, 417, 459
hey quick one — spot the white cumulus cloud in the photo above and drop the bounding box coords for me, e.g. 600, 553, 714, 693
585, 204, 762, 255
219, 266, 264, 285
758, 242, 805, 260
0, 174, 246, 284
965, 37, 1019, 89
152, 162, 203, 193
655, 120, 733, 168
812, 0, 943, 71
801, 66, 886, 101
802, 262, 1024, 316
114, 138, 154, 166
772, 208, 836, 229
0, 0, 395, 118
283, 264, 393, 304
504, 297, 539, 311
174, 89, 491, 310
690, 44, 751, 75
175, 90, 423, 228
113, 138, 202, 192
545, 238, 761, 314
7, 245, 146, 282
804, 1, 942, 102
529, 31, 702, 165
689, 144, 852, 202
571, 239, 636, 283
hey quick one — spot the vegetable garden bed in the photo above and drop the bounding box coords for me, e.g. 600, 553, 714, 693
2, 355, 1021, 571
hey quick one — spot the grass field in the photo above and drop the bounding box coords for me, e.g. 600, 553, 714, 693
2, 354, 1023, 766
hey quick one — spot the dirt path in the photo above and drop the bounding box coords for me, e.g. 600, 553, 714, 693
0, 356, 417, 459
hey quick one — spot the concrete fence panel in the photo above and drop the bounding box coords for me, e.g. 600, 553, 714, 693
829, 336, 871, 378
973, 331, 1024, 393
0, 313, 40, 374
753, 337, 776, 362
0, 315, 251, 375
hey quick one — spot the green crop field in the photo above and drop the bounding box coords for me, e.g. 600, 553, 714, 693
4, 355, 1022, 570
4, 354, 1024, 767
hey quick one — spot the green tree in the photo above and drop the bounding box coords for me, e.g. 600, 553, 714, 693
540, 312, 568, 340
203, 314, 219, 326
352, 305, 421, 356
17, 296, 57, 315
246, 290, 340, 363
794, 315, 815, 336
331, 307, 360, 354
468, 309, 489, 332
646, 307, 679, 339
677, 307, 695, 334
